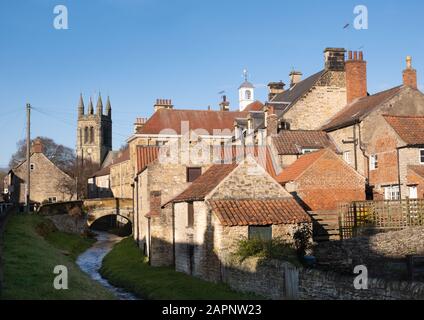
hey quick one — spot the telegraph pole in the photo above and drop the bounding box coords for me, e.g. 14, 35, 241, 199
25, 103, 31, 213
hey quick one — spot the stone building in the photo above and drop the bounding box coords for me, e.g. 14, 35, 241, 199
87, 166, 113, 199
109, 148, 132, 199
277, 149, 366, 212
76, 93, 112, 167
5, 139, 76, 205
160, 158, 311, 282
127, 99, 248, 174
322, 56, 424, 199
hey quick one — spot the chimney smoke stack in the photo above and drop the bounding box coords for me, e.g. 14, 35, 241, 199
345, 50, 368, 103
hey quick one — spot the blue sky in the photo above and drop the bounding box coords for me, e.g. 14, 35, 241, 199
1, 0, 423, 168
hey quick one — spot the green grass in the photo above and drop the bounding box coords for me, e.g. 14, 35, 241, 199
100, 238, 261, 300
0, 214, 115, 300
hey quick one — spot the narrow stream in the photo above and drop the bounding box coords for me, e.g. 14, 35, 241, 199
76, 230, 138, 300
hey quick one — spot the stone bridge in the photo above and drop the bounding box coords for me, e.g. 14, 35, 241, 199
84, 198, 133, 227
38, 198, 133, 227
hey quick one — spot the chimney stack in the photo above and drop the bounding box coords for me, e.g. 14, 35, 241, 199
268, 81, 285, 100
289, 71, 302, 88
403, 56, 418, 89
32, 139, 43, 154
345, 50, 368, 103
265, 104, 278, 136
219, 95, 230, 111
134, 117, 148, 133
324, 48, 346, 71
154, 99, 174, 112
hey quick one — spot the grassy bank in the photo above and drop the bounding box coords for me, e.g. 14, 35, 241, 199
101, 238, 261, 300
0, 214, 115, 300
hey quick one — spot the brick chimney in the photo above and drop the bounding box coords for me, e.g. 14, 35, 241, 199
219, 95, 230, 111
268, 81, 285, 100
149, 191, 162, 216
324, 48, 346, 71
403, 56, 417, 89
289, 71, 302, 88
265, 104, 278, 136
134, 117, 147, 133
32, 139, 43, 154
154, 99, 173, 112
345, 50, 368, 103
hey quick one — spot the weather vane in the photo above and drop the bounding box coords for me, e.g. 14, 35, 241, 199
243, 68, 249, 82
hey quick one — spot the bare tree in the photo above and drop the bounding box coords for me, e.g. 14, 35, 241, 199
9, 136, 75, 173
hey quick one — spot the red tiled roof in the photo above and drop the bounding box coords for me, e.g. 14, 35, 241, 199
170, 164, 238, 203
409, 165, 424, 178
137, 109, 248, 135
243, 101, 264, 112
208, 199, 311, 226
136, 146, 161, 173
271, 130, 338, 155
276, 149, 327, 184
322, 86, 403, 131
384, 115, 424, 145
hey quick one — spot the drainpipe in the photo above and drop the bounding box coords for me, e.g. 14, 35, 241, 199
358, 125, 371, 198
353, 124, 358, 171
172, 203, 176, 268
397, 147, 402, 199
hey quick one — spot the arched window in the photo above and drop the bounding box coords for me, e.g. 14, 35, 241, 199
245, 90, 251, 100
84, 127, 89, 143
90, 127, 95, 144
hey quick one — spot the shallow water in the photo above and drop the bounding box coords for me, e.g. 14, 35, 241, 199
76, 231, 138, 300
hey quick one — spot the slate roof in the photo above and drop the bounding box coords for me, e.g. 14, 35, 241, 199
110, 148, 130, 165
384, 115, 424, 145
270, 70, 326, 105
276, 149, 327, 184
91, 166, 111, 178
169, 164, 238, 203
136, 146, 161, 173
208, 199, 311, 226
271, 130, 338, 155
136, 109, 247, 135
322, 86, 403, 131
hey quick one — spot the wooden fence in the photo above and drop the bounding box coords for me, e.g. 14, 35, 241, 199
339, 199, 424, 239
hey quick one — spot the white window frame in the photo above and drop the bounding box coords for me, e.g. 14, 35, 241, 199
420, 149, 424, 164
409, 185, 418, 199
370, 154, 378, 171
48, 197, 57, 203
343, 151, 352, 165
384, 185, 400, 201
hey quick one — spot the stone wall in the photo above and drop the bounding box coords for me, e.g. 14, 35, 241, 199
110, 159, 133, 199
284, 70, 347, 130
312, 227, 424, 280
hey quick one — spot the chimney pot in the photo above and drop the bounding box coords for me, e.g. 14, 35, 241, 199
348, 51, 353, 60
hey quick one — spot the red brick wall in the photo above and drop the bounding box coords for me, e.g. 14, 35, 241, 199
345, 51, 367, 104
295, 151, 365, 211
403, 69, 417, 89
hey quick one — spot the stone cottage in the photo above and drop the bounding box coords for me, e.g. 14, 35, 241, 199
5, 139, 76, 205
160, 157, 311, 282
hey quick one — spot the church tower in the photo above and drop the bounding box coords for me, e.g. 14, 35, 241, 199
76, 93, 112, 167
239, 69, 255, 111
